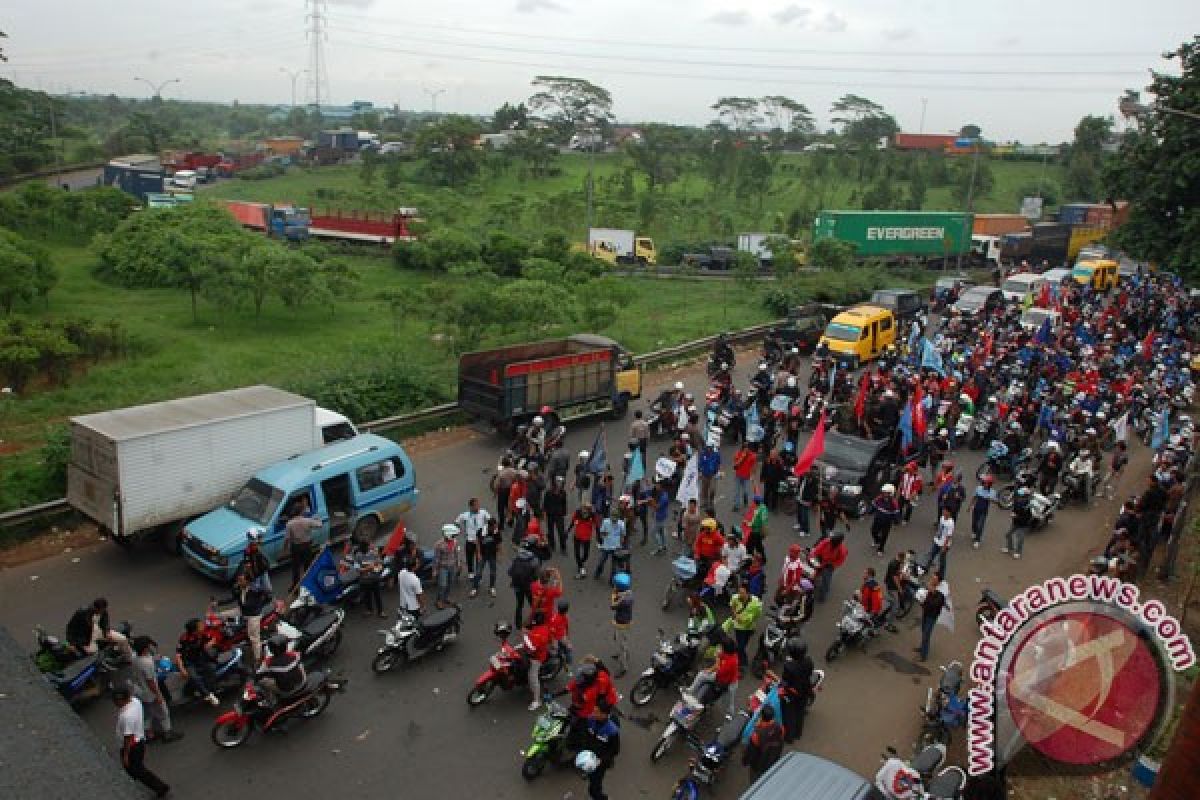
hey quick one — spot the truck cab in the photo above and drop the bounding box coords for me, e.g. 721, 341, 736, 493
971, 234, 1002, 266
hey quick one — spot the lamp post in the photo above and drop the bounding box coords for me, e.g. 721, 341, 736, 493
955, 136, 981, 272
280, 68, 308, 108
133, 76, 181, 100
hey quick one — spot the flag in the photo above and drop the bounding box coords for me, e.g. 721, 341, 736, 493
853, 372, 869, 421
299, 544, 346, 606
1152, 408, 1170, 451
1142, 329, 1156, 361
792, 411, 826, 476
1034, 316, 1052, 345
1037, 282, 1051, 308
920, 338, 945, 376
912, 383, 927, 439
744, 402, 764, 444
936, 580, 955, 632
584, 427, 608, 475
898, 401, 914, 450
675, 453, 699, 505
626, 449, 644, 486
907, 321, 920, 354
1111, 411, 1129, 444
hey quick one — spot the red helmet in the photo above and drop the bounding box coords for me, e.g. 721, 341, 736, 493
788, 543, 802, 558
982, 475, 994, 486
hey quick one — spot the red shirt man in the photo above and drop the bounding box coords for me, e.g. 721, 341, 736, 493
811, 535, 847, 572
732, 445, 757, 480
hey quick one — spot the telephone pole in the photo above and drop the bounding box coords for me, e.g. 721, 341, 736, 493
305, 0, 329, 110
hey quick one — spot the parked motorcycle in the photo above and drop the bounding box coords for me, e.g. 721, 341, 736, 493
916, 661, 967, 750
520, 698, 572, 780
953, 414, 974, 445
270, 602, 346, 664
892, 553, 925, 621
371, 606, 462, 673
651, 684, 725, 762
661, 556, 704, 612
825, 599, 888, 662
974, 589, 1006, 632
976, 442, 1033, 481
631, 629, 703, 707
210, 671, 347, 748
750, 610, 799, 679
467, 623, 564, 707
995, 470, 1036, 510
1059, 463, 1103, 506
156, 647, 249, 708
35, 623, 130, 705
875, 743, 966, 800
968, 413, 996, 450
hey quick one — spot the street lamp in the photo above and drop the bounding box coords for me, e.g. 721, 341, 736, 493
1118, 93, 1200, 123
280, 68, 308, 108
134, 76, 181, 100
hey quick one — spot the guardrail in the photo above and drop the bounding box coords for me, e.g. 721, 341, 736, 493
0, 321, 786, 532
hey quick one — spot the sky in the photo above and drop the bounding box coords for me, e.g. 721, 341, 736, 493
1, 0, 1194, 143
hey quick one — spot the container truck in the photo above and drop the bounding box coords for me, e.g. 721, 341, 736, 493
812, 210, 972, 267
1029, 222, 1071, 266
308, 207, 418, 244
102, 155, 165, 202
215, 152, 265, 177
224, 201, 311, 241
1067, 226, 1108, 261
584, 228, 657, 265
66, 386, 357, 548
458, 334, 642, 429
972, 213, 1029, 237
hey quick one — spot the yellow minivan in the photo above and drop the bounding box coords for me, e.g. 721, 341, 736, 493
1072, 259, 1119, 291
818, 305, 896, 368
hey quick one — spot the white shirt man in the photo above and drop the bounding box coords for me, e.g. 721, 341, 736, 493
722, 539, 747, 574
116, 694, 145, 745
456, 500, 492, 579
397, 565, 424, 615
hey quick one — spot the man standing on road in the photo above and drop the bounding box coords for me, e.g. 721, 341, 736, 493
726, 584, 763, 670
593, 509, 626, 582
492, 456, 517, 530
396, 558, 424, 617
731, 442, 757, 512
869, 484, 901, 556
543, 477, 569, 556
283, 496, 323, 590
432, 524, 462, 610
112, 688, 170, 798
580, 711, 621, 800
699, 442, 722, 510
508, 541, 541, 629
610, 572, 634, 678
779, 638, 814, 742
914, 571, 946, 663
567, 501, 598, 578
810, 532, 847, 604
472, 517, 502, 598
968, 475, 997, 548
456, 498, 491, 590
650, 480, 671, 555
925, 508, 954, 578
233, 570, 271, 666
130, 636, 182, 745
630, 409, 650, 459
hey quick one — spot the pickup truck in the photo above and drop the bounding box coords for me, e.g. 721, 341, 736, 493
682, 246, 736, 270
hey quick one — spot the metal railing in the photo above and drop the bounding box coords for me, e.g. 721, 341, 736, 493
0, 320, 787, 531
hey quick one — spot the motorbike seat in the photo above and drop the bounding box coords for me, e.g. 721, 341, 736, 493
303, 611, 342, 637
55, 654, 97, 684
418, 607, 458, 632
911, 744, 943, 777
299, 671, 326, 695
715, 715, 747, 749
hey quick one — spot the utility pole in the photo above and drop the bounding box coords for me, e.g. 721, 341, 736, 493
280, 67, 307, 108
423, 88, 445, 114
133, 76, 181, 100
305, 0, 329, 110
919, 97, 928, 133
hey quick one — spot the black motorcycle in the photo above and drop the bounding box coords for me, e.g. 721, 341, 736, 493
371, 606, 462, 673
630, 628, 703, 707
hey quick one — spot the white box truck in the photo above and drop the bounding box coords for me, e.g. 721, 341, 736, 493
66, 385, 356, 547
737, 233, 774, 266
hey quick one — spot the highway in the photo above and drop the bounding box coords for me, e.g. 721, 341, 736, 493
0, 351, 1140, 799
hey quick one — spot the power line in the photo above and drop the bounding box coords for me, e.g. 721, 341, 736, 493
329, 35, 1129, 94
306, 0, 330, 107
327, 23, 1144, 77
322, 11, 1157, 60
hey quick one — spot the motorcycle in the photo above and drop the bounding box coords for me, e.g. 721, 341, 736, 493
995, 470, 1036, 510
916, 661, 968, 750
371, 606, 462, 673
661, 556, 704, 612
520, 698, 573, 780
156, 646, 249, 708
892, 553, 926, 621
210, 671, 348, 748
750, 610, 798, 679
466, 627, 564, 707
975, 442, 1032, 481
953, 414, 973, 446
35, 624, 131, 705
876, 743, 967, 800
824, 598, 889, 663
1059, 462, 1103, 506
270, 600, 346, 664
631, 628, 703, 707
651, 684, 725, 762
969, 413, 996, 451
974, 589, 1006, 633
1025, 491, 1061, 532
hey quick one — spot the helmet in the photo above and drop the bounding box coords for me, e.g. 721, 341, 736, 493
982, 474, 994, 486
246, 528, 262, 545
579, 450, 590, 459
786, 638, 808, 660
575, 750, 601, 775
959, 393, 970, 403
787, 376, 797, 388
881, 484, 895, 494
1047, 441, 1060, 452
1085, 427, 1097, 436
1017, 487, 1031, 496
556, 599, 570, 614
532, 416, 544, 427
612, 572, 631, 591
829, 532, 844, 546
267, 634, 289, 658
758, 362, 767, 371
492, 621, 513, 639
701, 518, 718, 531
441, 523, 459, 538
938, 428, 949, 437
720, 362, 729, 371
577, 662, 597, 684
515, 497, 528, 510
674, 381, 685, 391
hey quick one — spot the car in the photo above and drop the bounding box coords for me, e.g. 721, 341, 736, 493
868, 288, 926, 323
740, 752, 883, 800
813, 432, 891, 519
778, 306, 830, 353
953, 286, 1004, 317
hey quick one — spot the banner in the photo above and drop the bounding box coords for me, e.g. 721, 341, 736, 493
299, 544, 345, 606
920, 338, 945, 376
626, 449, 644, 486
1152, 407, 1170, 451
585, 426, 608, 475
792, 411, 826, 477
675, 453, 699, 505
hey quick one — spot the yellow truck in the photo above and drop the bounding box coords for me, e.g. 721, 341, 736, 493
579, 228, 657, 266
1071, 259, 1120, 291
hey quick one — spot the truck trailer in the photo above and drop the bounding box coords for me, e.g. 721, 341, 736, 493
102, 155, 165, 202
458, 334, 642, 429
224, 201, 310, 241
66, 386, 356, 546
812, 210, 972, 266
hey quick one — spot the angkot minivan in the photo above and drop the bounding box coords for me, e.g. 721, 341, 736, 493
182, 434, 418, 581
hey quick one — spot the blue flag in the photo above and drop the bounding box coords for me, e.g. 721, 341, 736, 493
299, 544, 345, 606
585, 427, 608, 475
920, 338, 945, 376
898, 401, 914, 450
1034, 316, 1052, 345
1152, 408, 1170, 451
907, 321, 920, 354
626, 449, 644, 485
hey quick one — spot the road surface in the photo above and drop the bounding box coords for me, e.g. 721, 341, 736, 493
0, 353, 1137, 799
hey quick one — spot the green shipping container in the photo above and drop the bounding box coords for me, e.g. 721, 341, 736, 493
813, 211, 973, 257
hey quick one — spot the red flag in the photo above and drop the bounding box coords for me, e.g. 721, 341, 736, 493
911, 384, 927, 439
1142, 329, 1155, 360
980, 331, 993, 360
853, 372, 869, 421
1037, 282, 1051, 308
793, 411, 826, 477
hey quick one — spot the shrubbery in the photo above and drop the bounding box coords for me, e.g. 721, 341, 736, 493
0, 183, 135, 244
0, 317, 126, 393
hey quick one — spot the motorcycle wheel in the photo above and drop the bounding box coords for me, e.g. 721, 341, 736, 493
211, 719, 252, 749
630, 675, 658, 707
467, 679, 495, 707
300, 690, 332, 719
651, 732, 674, 762
521, 753, 547, 781
825, 641, 843, 663
319, 628, 343, 659
371, 649, 402, 674
997, 487, 1016, 510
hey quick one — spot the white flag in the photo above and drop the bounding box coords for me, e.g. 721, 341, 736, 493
676, 453, 700, 505
936, 579, 955, 632
1111, 411, 1129, 444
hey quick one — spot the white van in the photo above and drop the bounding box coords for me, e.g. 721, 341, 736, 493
1041, 268, 1072, 285
170, 170, 197, 190
1001, 272, 1046, 305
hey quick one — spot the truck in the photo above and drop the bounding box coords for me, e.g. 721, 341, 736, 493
569, 132, 604, 151
999, 223, 1072, 267
162, 151, 222, 178
737, 233, 774, 266
682, 245, 736, 270
102, 155, 164, 202
972, 213, 1029, 237
458, 334, 642, 429
224, 201, 311, 241
66, 385, 357, 547
215, 152, 265, 177
970, 235, 1003, 267
308, 207, 419, 244
811, 210, 972, 267
584, 228, 657, 266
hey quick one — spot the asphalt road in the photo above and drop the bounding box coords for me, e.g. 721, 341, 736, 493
0, 353, 1142, 800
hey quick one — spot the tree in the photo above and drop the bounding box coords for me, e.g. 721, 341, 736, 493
528, 76, 613, 140
0, 231, 36, 314
1107, 36, 1200, 277
414, 115, 483, 187
951, 156, 995, 208
492, 101, 529, 131
1063, 114, 1113, 201
506, 128, 559, 179
811, 238, 856, 270
360, 147, 379, 185
481, 230, 530, 277
711, 97, 761, 132
624, 124, 687, 192
908, 160, 928, 208
830, 94, 898, 146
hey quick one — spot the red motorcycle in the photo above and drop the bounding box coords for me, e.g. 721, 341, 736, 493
466, 623, 564, 708
210, 672, 347, 749
203, 601, 281, 653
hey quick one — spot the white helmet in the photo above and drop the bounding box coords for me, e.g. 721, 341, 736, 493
938, 428, 949, 437
441, 523, 459, 538
1047, 441, 1060, 452
674, 381, 684, 391
532, 415, 544, 427
575, 750, 601, 775
959, 393, 970, 403
579, 450, 590, 459
881, 484, 895, 494
758, 362, 767, 371
720, 362, 729, 371
787, 376, 797, 388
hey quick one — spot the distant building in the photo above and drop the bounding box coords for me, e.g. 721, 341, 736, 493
268, 100, 389, 122
892, 133, 958, 152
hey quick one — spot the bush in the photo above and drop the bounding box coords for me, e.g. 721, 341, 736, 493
810, 239, 857, 270
480, 230, 529, 277
0, 184, 135, 243
236, 163, 286, 180
289, 356, 450, 423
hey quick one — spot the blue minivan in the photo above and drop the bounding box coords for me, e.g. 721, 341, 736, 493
182, 434, 419, 581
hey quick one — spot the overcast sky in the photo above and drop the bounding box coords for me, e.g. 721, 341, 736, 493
1, 0, 1192, 142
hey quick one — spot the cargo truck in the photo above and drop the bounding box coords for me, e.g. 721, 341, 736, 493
224, 201, 311, 241
583, 228, 657, 266
972, 213, 1029, 237
458, 334, 642, 429
308, 207, 418, 244
102, 155, 165, 202
811, 210, 972, 267
66, 386, 357, 548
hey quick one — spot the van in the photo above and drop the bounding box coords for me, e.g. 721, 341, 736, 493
1072, 258, 1119, 290
1041, 267, 1072, 285
1000, 272, 1047, 305
181, 434, 419, 581
868, 288, 926, 323
1020, 307, 1062, 335
741, 752, 883, 800
818, 305, 896, 368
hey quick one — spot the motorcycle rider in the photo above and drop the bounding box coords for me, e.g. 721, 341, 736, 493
692, 518, 724, 579
66, 596, 131, 661
1037, 440, 1064, 495
685, 639, 740, 719
779, 638, 814, 742
1067, 447, 1097, 504
173, 618, 220, 707
232, 570, 272, 666
258, 633, 307, 709
713, 333, 735, 371
577, 710, 621, 800
869, 484, 901, 555
549, 598, 573, 668
811, 532, 847, 604
238, 530, 273, 597
527, 415, 547, 458
523, 611, 553, 711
